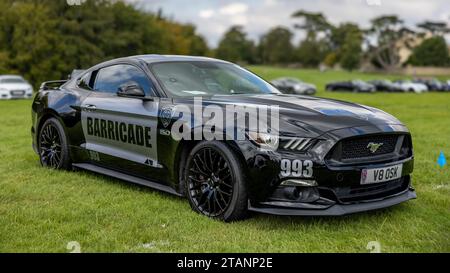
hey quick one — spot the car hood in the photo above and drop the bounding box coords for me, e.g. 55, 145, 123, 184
0, 83, 32, 90
203, 94, 403, 137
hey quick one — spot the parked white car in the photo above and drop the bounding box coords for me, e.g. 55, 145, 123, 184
0, 75, 33, 99
393, 80, 428, 93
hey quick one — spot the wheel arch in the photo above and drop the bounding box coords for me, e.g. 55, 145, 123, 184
174, 139, 248, 196
36, 109, 67, 147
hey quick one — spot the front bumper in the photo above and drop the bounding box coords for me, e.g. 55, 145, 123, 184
248, 158, 415, 216
249, 185, 416, 216
0, 91, 33, 99
239, 125, 415, 216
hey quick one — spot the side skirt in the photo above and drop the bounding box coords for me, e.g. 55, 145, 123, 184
72, 163, 183, 197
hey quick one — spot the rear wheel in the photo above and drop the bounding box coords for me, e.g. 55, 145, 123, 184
38, 118, 71, 170
184, 141, 248, 222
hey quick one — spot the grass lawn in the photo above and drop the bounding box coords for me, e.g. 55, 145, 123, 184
0, 66, 449, 253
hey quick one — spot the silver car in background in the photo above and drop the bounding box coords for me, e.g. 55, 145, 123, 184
393, 80, 428, 93
271, 77, 317, 95
0, 75, 33, 99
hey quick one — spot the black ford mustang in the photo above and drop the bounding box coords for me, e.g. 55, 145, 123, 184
31, 55, 416, 221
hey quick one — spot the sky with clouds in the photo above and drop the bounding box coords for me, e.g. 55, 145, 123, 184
127, 0, 450, 47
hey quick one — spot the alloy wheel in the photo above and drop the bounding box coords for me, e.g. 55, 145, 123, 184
39, 123, 62, 168
187, 147, 234, 217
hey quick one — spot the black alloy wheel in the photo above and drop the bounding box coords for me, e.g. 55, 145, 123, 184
38, 118, 71, 170
184, 141, 248, 221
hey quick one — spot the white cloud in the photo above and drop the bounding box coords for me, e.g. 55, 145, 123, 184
264, 0, 277, 7
199, 9, 215, 19
219, 3, 248, 15
230, 15, 248, 25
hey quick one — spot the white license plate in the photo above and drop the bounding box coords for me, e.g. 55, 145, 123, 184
11, 90, 25, 96
360, 164, 403, 185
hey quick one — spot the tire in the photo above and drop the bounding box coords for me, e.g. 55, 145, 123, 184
184, 141, 248, 222
38, 118, 71, 170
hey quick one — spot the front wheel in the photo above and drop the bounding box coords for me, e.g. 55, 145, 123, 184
38, 118, 71, 170
184, 141, 248, 222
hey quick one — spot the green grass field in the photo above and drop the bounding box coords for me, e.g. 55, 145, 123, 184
0, 67, 449, 253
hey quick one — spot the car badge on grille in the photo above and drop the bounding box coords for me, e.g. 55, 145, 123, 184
367, 142, 383, 153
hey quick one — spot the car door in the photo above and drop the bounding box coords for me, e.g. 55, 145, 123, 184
80, 63, 161, 179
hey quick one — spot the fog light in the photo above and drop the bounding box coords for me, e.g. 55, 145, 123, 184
280, 179, 318, 187
282, 186, 320, 203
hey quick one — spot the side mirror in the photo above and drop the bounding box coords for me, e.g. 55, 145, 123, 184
117, 82, 146, 99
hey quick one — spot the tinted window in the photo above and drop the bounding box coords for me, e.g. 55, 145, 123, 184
94, 64, 153, 95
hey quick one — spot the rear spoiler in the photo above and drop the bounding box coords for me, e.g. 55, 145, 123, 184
39, 80, 67, 91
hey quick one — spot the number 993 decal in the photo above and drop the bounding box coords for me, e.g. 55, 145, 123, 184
280, 159, 313, 178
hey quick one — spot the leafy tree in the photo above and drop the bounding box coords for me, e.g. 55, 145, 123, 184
330, 23, 360, 51
295, 39, 330, 67
291, 10, 332, 67
417, 21, 450, 36
259, 27, 294, 64
340, 32, 362, 71
323, 52, 337, 67
331, 23, 363, 70
365, 15, 416, 70
291, 10, 332, 40
408, 36, 449, 67
215, 26, 256, 63
0, 0, 209, 88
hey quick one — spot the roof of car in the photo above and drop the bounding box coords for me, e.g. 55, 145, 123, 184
88, 55, 231, 71
129, 54, 230, 64
0, 75, 24, 79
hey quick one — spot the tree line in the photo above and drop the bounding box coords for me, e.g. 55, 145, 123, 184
0, 0, 209, 86
217, 11, 450, 71
0, 0, 449, 87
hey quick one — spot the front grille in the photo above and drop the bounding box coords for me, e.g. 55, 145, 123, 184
10, 90, 25, 96
325, 133, 414, 165
341, 135, 398, 159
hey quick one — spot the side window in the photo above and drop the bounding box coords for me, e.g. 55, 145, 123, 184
93, 64, 154, 95
77, 72, 94, 90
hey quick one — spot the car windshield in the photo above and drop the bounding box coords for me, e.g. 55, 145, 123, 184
150, 61, 280, 97
0, 77, 26, 84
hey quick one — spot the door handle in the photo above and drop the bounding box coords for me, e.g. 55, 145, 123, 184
82, 104, 97, 112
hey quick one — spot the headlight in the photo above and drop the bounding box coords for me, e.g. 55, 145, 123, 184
247, 131, 279, 150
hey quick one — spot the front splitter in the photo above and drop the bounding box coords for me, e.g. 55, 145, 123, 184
248, 189, 416, 216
